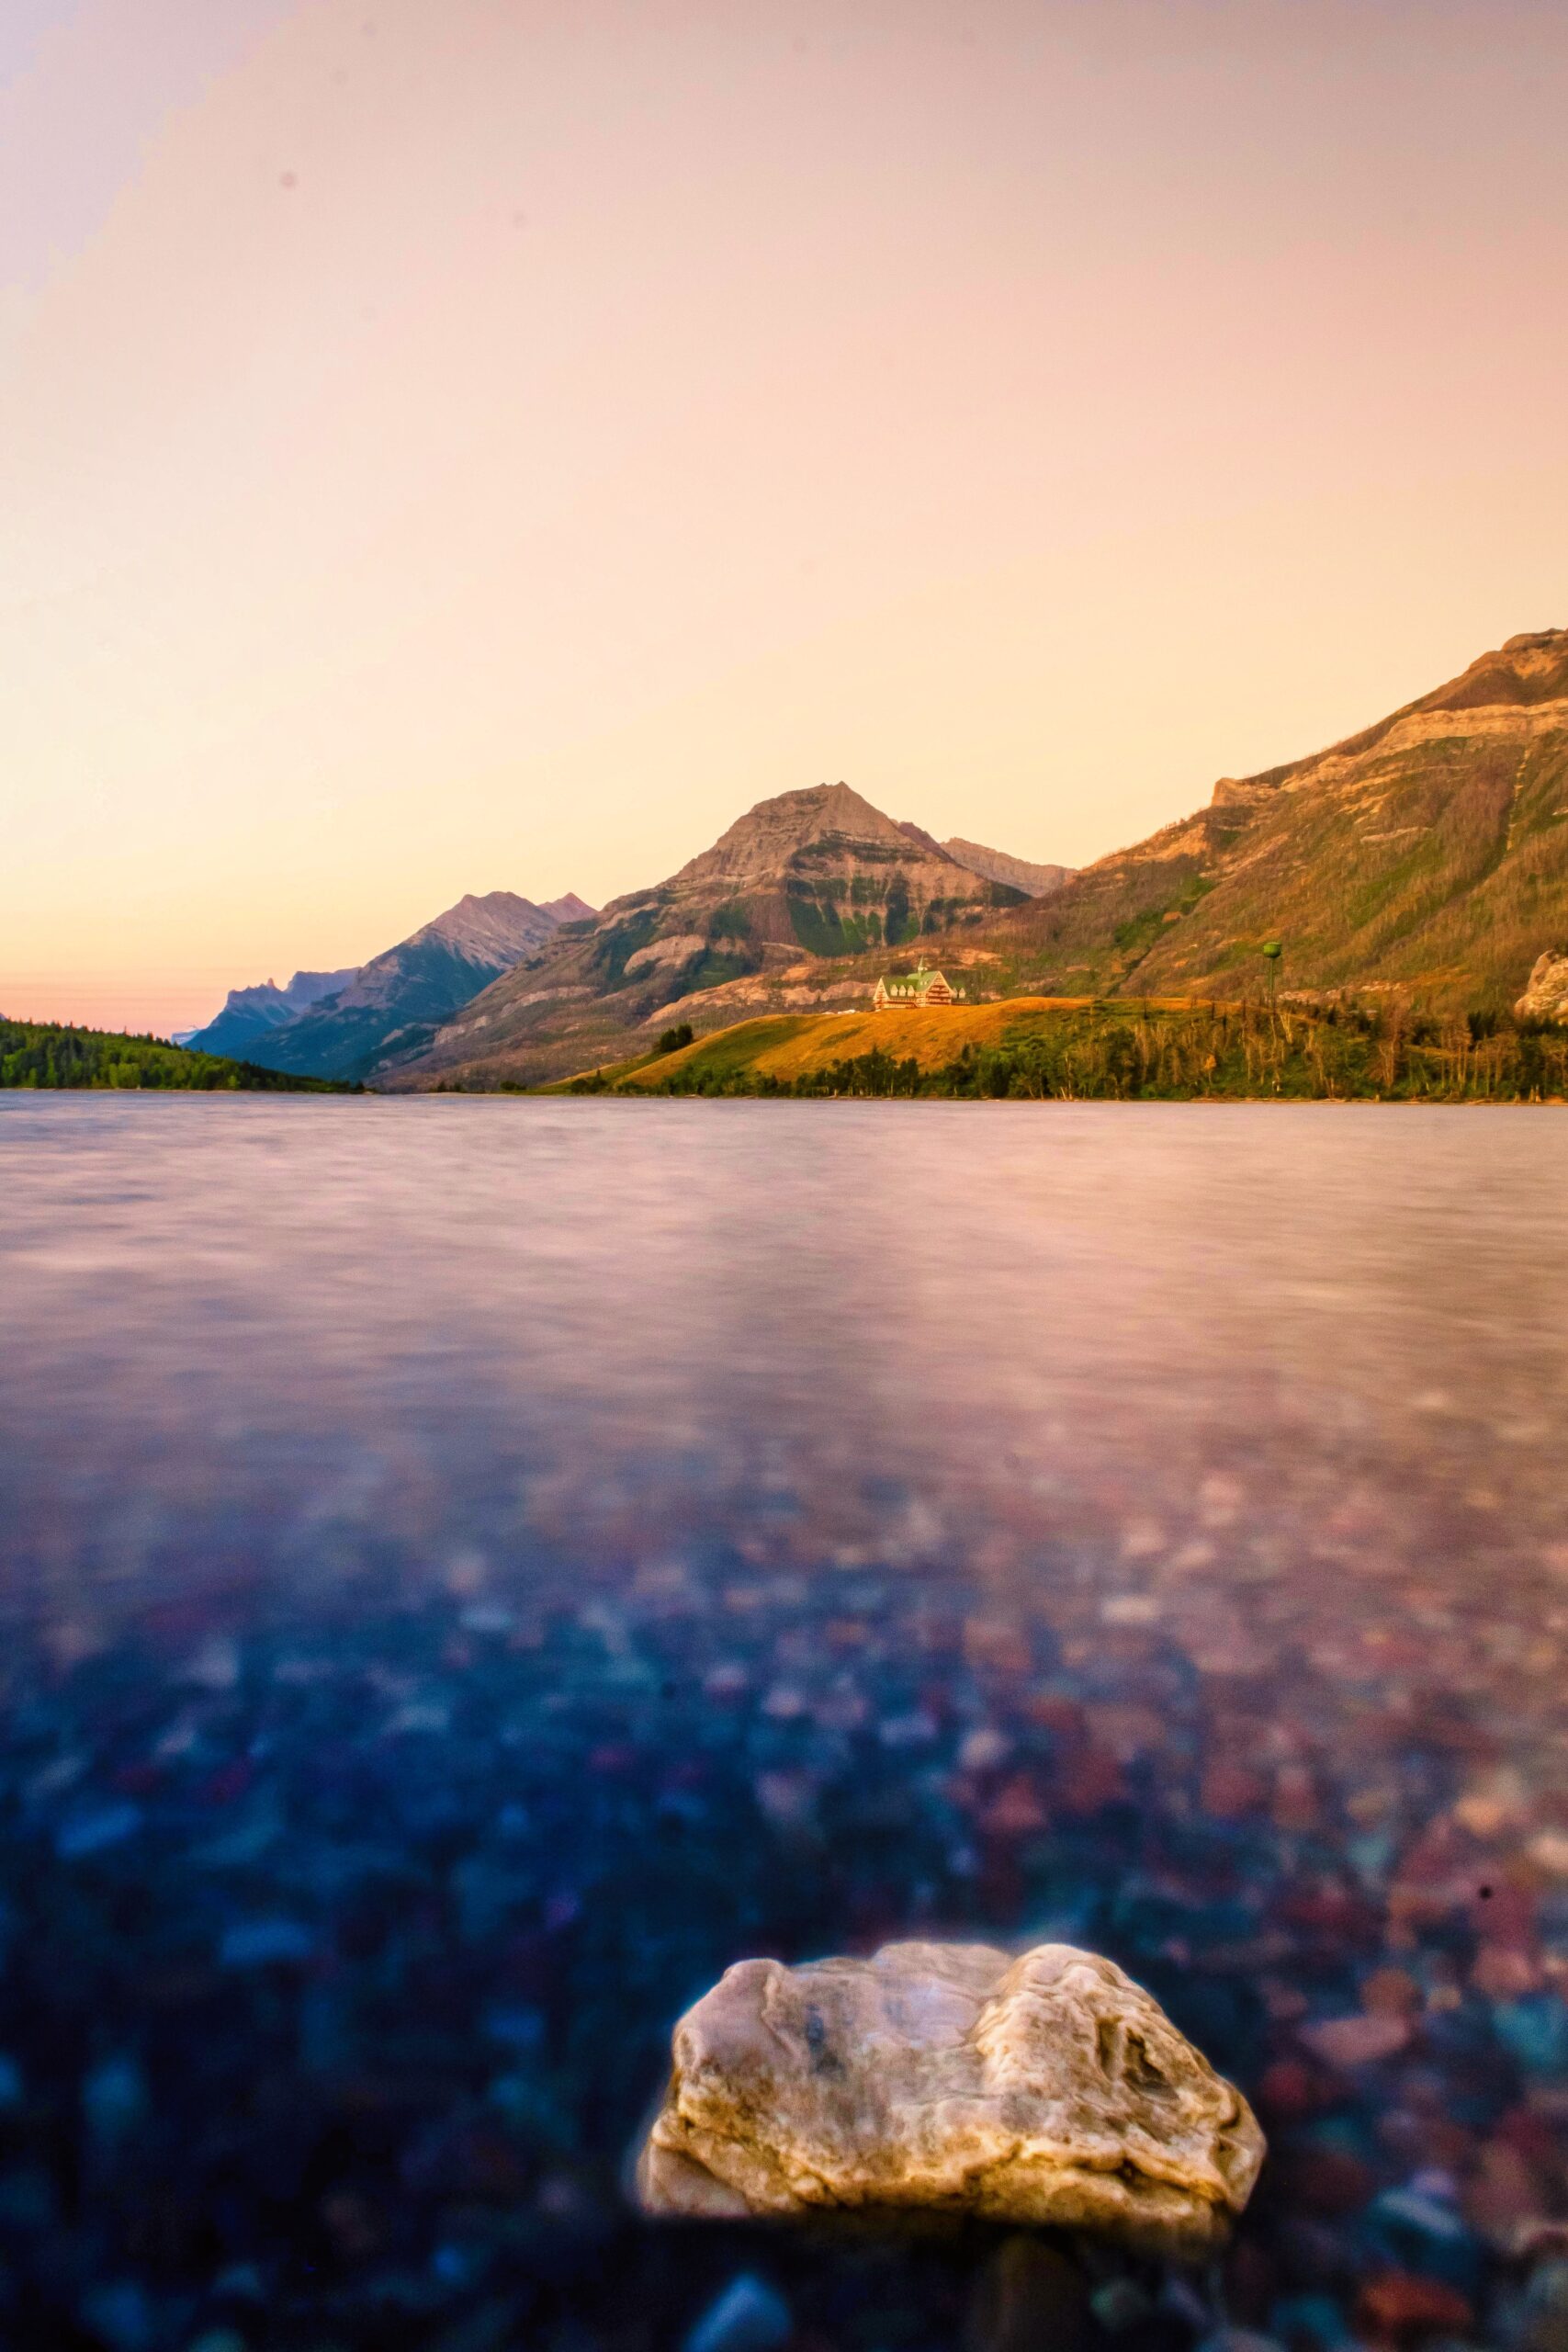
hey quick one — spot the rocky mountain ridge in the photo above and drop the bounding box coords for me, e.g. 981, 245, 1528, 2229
212, 626, 1567, 1091
942, 838, 1074, 898
397, 628, 1568, 1086
183, 967, 358, 1059
893, 822, 1072, 898
199, 890, 595, 1083
974, 627, 1568, 1012
402, 785, 1029, 1087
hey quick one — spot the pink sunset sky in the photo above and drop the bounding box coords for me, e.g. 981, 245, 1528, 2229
3, 0, 1566, 1035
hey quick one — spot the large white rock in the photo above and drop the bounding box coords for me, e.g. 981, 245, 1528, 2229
1517, 950, 1568, 1024
638, 1939, 1266, 2253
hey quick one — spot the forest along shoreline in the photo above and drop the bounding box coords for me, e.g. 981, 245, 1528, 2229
556, 1001, 1568, 1102
0, 1017, 353, 1092
7, 999, 1568, 1102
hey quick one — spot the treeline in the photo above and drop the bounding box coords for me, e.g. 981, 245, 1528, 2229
0, 1018, 349, 1092
622, 1003, 1568, 1102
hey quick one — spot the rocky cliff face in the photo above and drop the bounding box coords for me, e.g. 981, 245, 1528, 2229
987, 628, 1568, 1011
401, 786, 1024, 1087
645, 784, 1009, 950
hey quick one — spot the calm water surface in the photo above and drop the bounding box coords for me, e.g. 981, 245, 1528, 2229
2, 1096, 1567, 2351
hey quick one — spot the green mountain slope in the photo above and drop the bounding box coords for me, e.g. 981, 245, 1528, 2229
989, 628, 1568, 1009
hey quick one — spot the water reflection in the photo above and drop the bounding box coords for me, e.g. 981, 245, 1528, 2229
1, 1096, 1566, 2351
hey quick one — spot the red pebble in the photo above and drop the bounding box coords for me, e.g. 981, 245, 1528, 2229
1256, 2057, 1325, 2120
1357, 2271, 1473, 2345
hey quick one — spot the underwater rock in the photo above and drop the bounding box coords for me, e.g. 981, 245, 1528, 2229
638, 1939, 1265, 2253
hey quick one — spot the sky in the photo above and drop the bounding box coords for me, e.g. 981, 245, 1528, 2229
3, 0, 1566, 1035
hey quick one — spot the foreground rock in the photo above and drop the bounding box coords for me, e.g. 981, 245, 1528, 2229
637, 1939, 1265, 2254
1517, 949, 1568, 1024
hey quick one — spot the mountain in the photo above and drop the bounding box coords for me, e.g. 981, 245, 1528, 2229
238, 890, 595, 1082
892, 820, 1071, 895
185, 967, 358, 1060
539, 892, 597, 925
394, 784, 1029, 1087
971, 628, 1568, 1011
941, 839, 1074, 898
387, 626, 1565, 1089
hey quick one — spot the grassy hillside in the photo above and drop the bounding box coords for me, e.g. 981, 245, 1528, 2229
0, 1017, 351, 1091
558, 999, 1568, 1102
980, 630, 1568, 1012
587, 999, 1110, 1082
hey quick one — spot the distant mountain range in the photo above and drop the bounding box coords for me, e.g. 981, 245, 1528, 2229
899, 827, 1074, 899
184, 625, 1568, 1091
395, 786, 1054, 1086
943, 838, 1074, 897
385, 628, 1566, 1088
175, 967, 357, 1057
186, 891, 595, 1081
186, 800, 1068, 1088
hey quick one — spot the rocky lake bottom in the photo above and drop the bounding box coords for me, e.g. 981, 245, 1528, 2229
1, 1095, 1567, 2352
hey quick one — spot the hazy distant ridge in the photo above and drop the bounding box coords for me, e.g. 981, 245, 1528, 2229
185, 967, 358, 1060
192, 890, 596, 1083
942, 839, 1074, 898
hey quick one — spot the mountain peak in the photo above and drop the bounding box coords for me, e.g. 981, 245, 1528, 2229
1213, 626, 1568, 808
187, 886, 595, 1081
409, 889, 558, 963
1408, 626, 1568, 718
405, 784, 1033, 1086
671, 781, 934, 891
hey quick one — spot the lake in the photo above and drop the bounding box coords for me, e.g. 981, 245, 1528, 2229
2, 1094, 1567, 2352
